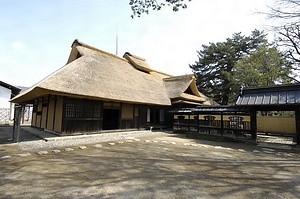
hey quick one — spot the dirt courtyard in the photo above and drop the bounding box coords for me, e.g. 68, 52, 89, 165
0, 133, 300, 198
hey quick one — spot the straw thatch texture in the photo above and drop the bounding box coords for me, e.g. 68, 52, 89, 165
11, 40, 212, 106
123, 52, 154, 73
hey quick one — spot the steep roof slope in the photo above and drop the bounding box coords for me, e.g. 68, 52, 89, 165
11, 40, 211, 106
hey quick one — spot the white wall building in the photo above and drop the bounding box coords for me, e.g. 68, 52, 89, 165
0, 81, 21, 123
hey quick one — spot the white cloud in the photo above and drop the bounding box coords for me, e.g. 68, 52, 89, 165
12, 41, 25, 49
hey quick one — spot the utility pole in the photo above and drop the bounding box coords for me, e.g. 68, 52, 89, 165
116, 25, 118, 56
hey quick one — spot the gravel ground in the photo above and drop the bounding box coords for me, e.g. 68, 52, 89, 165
18, 130, 167, 150
1, 132, 300, 198
0, 126, 167, 150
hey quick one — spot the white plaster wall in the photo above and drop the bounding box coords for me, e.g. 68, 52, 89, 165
0, 86, 11, 108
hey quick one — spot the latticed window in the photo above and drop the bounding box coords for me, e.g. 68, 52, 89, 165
65, 103, 75, 117
85, 104, 94, 118
75, 104, 84, 117
93, 105, 101, 118
64, 98, 102, 118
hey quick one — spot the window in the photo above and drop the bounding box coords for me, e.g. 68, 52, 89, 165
64, 98, 102, 118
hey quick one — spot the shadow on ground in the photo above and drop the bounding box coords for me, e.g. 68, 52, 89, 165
0, 131, 300, 198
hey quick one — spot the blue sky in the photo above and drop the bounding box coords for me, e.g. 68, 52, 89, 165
0, 0, 271, 87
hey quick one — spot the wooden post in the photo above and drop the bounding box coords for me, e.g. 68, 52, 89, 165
40, 97, 43, 129
197, 114, 200, 133
220, 112, 224, 136
13, 105, 23, 143
250, 109, 257, 141
11, 106, 17, 141
188, 114, 190, 132
295, 109, 300, 145
21, 106, 25, 124
35, 99, 38, 127
52, 95, 57, 131
45, 94, 50, 129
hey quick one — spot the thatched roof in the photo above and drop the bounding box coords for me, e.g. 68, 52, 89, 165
11, 39, 212, 106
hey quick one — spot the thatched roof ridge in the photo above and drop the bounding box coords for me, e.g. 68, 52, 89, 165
124, 52, 146, 61
163, 74, 196, 82
123, 52, 153, 73
123, 52, 171, 76
73, 39, 125, 62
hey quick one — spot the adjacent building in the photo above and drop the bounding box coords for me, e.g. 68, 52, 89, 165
0, 81, 21, 123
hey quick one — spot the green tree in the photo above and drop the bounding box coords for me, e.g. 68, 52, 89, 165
233, 45, 293, 90
129, 0, 191, 18
190, 30, 268, 105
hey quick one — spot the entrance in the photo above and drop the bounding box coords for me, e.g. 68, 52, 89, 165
150, 109, 160, 124
103, 109, 119, 130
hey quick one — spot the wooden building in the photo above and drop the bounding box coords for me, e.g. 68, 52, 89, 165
11, 40, 212, 134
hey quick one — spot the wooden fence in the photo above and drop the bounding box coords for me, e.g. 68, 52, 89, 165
173, 114, 252, 139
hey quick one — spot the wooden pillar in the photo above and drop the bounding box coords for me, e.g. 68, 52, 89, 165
17, 106, 24, 143
220, 112, 224, 136
188, 114, 191, 132
100, 101, 104, 131
12, 106, 17, 141
12, 105, 23, 143
39, 97, 43, 129
197, 114, 200, 133
45, 95, 50, 130
250, 109, 257, 141
35, 99, 38, 127
137, 105, 140, 130
119, 103, 123, 129
295, 108, 300, 145
52, 95, 57, 131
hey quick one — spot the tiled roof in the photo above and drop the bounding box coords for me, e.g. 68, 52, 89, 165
235, 84, 300, 105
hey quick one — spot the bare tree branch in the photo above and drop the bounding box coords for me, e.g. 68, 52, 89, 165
265, 0, 300, 72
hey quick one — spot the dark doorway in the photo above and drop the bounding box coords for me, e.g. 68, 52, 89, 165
150, 109, 160, 124
103, 109, 119, 130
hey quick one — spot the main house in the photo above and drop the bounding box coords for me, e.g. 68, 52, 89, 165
11, 39, 212, 134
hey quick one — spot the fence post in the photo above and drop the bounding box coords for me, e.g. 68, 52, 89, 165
220, 112, 224, 136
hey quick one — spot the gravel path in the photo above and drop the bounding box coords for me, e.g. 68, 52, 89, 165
18, 130, 168, 150
0, 126, 168, 150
